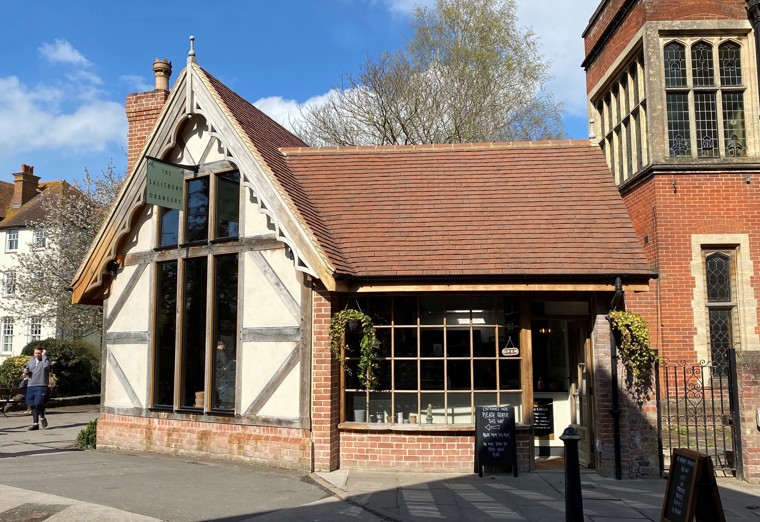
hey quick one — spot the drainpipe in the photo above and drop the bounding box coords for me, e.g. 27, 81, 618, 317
609, 277, 623, 480
748, 1, 760, 94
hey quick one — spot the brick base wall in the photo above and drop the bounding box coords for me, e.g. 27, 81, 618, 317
97, 413, 312, 471
338, 428, 533, 473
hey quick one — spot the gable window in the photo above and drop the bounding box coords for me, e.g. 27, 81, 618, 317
33, 228, 46, 249
152, 254, 238, 412
664, 39, 746, 158
6, 229, 18, 252
29, 316, 42, 342
704, 250, 739, 376
3, 271, 16, 297
1, 317, 13, 352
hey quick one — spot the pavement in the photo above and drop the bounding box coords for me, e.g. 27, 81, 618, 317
2, 404, 760, 521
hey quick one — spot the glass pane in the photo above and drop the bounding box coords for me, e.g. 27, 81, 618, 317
420, 393, 445, 424
420, 360, 444, 390
694, 92, 718, 157
376, 359, 391, 390
185, 177, 209, 242
344, 358, 361, 390
367, 296, 392, 326
159, 208, 179, 247
473, 360, 496, 390
215, 172, 240, 239
394, 360, 418, 390
420, 295, 445, 325
667, 93, 691, 157
181, 257, 207, 408
447, 393, 472, 424
394, 327, 418, 357
369, 392, 392, 423
706, 253, 731, 302
446, 328, 470, 357
709, 308, 733, 377
445, 296, 471, 325
719, 42, 742, 86
394, 296, 417, 325
473, 327, 496, 357
393, 393, 418, 423
472, 296, 495, 325
420, 328, 443, 357
499, 360, 521, 390
153, 261, 177, 407
664, 42, 687, 87
691, 42, 714, 87
447, 360, 471, 390
347, 392, 367, 421
376, 328, 391, 358
212, 254, 237, 410
723, 92, 746, 157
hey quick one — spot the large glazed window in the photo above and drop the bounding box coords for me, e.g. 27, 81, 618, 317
343, 295, 523, 425
664, 39, 747, 159
153, 261, 177, 407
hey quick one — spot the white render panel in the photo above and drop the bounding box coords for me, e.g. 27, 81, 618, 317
104, 343, 148, 408
241, 341, 300, 417
242, 250, 302, 327
125, 205, 154, 252
256, 361, 301, 418
243, 191, 278, 236
107, 265, 150, 333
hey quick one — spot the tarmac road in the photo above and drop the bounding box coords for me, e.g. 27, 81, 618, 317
0, 405, 385, 521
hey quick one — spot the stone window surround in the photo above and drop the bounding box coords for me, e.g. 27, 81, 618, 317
691, 234, 759, 365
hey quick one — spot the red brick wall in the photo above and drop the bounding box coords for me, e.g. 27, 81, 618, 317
97, 413, 312, 470
126, 90, 169, 173
311, 287, 340, 471
737, 352, 760, 483
622, 172, 760, 361
584, 0, 748, 91
339, 428, 533, 473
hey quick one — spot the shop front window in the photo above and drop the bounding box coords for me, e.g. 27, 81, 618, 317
345, 295, 522, 425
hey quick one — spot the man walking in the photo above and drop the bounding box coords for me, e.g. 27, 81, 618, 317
23, 347, 51, 430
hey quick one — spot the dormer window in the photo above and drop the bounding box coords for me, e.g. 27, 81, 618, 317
664, 39, 746, 159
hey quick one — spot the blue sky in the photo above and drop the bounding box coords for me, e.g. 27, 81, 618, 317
0, 0, 595, 185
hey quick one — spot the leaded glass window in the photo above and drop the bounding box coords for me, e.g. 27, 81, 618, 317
705, 252, 736, 377
664, 39, 747, 158
691, 42, 714, 86
665, 42, 687, 87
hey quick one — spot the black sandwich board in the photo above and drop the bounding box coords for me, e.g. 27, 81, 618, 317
474, 406, 517, 477
660, 448, 725, 522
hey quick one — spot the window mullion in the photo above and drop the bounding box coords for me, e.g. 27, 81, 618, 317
173, 260, 186, 410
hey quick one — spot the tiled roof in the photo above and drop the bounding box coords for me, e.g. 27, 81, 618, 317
0, 181, 69, 229
0, 181, 13, 221
280, 141, 653, 280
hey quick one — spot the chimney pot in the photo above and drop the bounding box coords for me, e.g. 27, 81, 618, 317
153, 59, 172, 92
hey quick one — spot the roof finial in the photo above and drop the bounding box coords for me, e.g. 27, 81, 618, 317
188, 35, 196, 64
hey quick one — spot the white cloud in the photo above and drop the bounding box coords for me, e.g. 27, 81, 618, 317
254, 92, 335, 132
38, 39, 91, 67
120, 74, 153, 93
0, 76, 126, 157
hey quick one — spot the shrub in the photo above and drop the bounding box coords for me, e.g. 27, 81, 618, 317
22, 339, 101, 396
0, 355, 31, 388
76, 419, 97, 449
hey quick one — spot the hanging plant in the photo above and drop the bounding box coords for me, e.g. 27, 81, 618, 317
329, 309, 379, 391
609, 311, 662, 408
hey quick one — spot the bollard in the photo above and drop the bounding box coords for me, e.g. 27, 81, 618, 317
560, 426, 584, 522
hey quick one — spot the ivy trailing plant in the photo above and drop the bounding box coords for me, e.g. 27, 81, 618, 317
609, 310, 663, 408
329, 309, 379, 392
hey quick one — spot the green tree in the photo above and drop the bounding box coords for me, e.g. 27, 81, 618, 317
22, 339, 101, 396
295, 0, 563, 145
9, 163, 123, 340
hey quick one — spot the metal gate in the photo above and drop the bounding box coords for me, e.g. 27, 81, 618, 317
656, 350, 741, 478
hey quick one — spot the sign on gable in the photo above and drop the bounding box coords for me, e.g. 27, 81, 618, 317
146, 158, 185, 210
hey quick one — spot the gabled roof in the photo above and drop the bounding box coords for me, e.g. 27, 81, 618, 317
280, 141, 653, 281
72, 59, 653, 304
0, 181, 69, 229
0, 181, 13, 221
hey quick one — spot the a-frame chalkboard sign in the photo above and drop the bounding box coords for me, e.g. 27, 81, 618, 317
474, 406, 518, 477
660, 448, 725, 522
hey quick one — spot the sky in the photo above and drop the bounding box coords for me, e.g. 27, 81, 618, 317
0, 0, 596, 185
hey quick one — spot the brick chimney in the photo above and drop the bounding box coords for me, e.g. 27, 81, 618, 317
12, 164, 40, 208
126, 58, 172, 173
